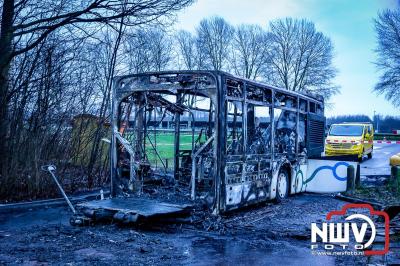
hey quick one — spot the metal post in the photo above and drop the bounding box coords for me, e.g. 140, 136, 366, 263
191, 158, 196, 200
214, 75, 225, 214
377, 114, 379, 133
296, 97, 299, 155
174, 93, 181, 179
355, 164, 361, 188
271, 90, 275, 164
136, 94, 144, 161
43, 165, 76, 214
373, 110, 376, 132
346, 165, 355, 195
374, 110, 379, 133
242, 82, 247, 183
110, 79, 118, 197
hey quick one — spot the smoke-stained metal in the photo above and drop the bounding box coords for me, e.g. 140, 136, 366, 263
110, 70, 325, 213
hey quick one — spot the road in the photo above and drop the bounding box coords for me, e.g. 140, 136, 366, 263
360, 143, 400, 176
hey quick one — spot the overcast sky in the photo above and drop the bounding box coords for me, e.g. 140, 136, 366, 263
174, 0, 400, 118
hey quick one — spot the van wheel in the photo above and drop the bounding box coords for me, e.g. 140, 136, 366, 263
276, 170, 289, 202
358, 149, 364, 162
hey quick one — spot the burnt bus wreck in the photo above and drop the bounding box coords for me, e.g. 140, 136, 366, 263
77, 70, 338, 224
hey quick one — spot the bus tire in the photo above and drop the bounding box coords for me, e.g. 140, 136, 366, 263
275, 169, 289, 203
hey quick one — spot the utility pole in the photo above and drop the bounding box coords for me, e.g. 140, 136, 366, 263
374, 110, 379, 133
377, 114, 379, 133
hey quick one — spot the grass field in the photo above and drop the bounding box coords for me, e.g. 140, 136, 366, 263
126, 131, 206, 168
146, 133, 195, 158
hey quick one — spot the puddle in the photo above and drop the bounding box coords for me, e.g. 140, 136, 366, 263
178, 233, 335, 266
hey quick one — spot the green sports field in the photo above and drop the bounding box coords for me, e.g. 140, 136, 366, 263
125, 131, 206, 168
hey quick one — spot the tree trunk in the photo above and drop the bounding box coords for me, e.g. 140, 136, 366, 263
0, 0, 15, 176
86, 21, 124, 188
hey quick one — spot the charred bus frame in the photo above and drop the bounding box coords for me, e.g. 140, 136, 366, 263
110, 71, 325, 214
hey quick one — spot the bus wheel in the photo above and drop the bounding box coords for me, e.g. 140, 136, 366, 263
276, 170, 289, 202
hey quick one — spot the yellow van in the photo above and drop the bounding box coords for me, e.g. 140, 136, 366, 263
325, 123, 374, 161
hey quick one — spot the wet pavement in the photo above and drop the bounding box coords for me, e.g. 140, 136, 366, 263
360, 143, 400, 176
0, 194, 373, 265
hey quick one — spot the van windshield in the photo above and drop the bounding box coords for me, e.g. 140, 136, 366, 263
329, 125, 363, 136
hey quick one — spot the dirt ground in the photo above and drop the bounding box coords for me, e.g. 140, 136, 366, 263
2, 193, 399, 265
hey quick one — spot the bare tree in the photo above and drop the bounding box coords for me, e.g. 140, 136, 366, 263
148, 27, 173, 71
263, 18, 338, 99
87, 20, 126, 188
374, 9, 400, 107
125, 30, 152, 74
196, 16, 234, 70
231, 24, 269, 79
195, 37, 208, 70
2, 33, 87, 198
125, 27, 172, 73
175, 30, 197, 70
0, 0, 194, 176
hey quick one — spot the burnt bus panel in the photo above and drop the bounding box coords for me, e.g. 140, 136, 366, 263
225, 179, 270, 211
105, 71, 326, 216
307, 113, 326, 158
77, 198, 193, 223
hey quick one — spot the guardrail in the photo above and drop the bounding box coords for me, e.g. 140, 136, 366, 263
374, 133, 400, 141
0, 190, 109, 213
